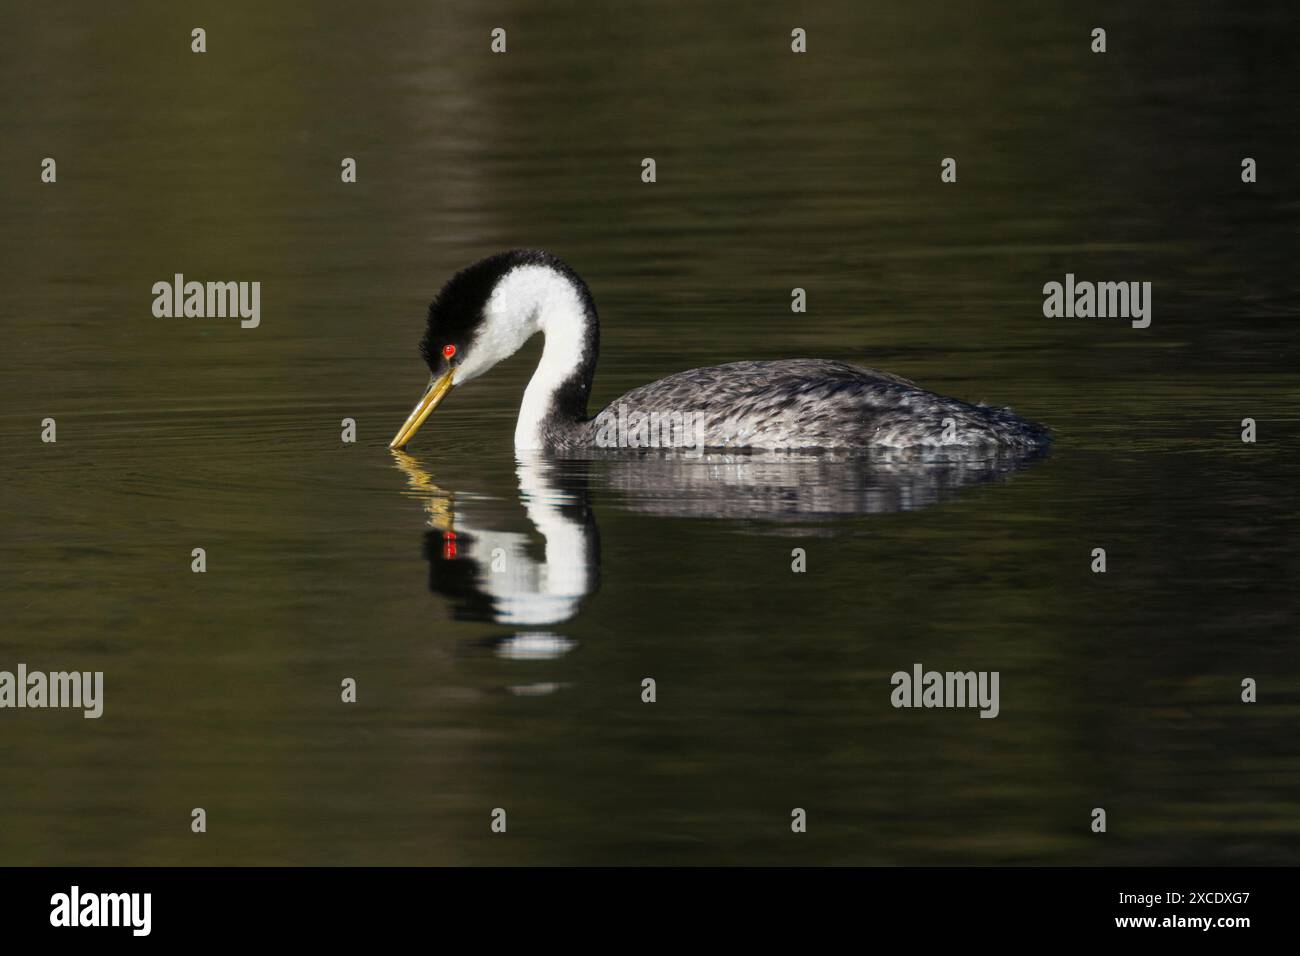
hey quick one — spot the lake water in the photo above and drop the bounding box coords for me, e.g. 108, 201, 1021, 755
1, 1, 1298, 865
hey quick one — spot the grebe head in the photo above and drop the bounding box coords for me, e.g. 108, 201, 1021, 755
390, 250, 599, 450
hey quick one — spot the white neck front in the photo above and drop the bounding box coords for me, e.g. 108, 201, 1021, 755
484, 266, 593, 450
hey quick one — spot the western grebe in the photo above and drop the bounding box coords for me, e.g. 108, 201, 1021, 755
389, 250, 1051, 453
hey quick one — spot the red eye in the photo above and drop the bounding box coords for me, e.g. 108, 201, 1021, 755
442, 344, 456, 359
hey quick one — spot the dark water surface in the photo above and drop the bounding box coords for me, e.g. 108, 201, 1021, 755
2, 2, 1298, 864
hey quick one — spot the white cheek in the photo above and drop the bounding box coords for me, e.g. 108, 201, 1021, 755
452, 354, 488, 384
456, 304, 534, 384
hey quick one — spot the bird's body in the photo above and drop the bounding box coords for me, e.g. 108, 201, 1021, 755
389, 250, 1051, 454
550, 358, 1049, 451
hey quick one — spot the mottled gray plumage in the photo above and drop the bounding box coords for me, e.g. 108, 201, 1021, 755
548, 359, 1050, 452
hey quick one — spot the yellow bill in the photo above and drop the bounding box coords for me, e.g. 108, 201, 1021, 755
389, 369, 455, 449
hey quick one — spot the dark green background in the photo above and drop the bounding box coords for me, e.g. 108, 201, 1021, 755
1, 1, 1297, 864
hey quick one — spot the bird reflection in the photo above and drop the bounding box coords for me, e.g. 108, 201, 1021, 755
391, 452, 598, 681
584, 447, 1049, 522
393, 447, 1046, 656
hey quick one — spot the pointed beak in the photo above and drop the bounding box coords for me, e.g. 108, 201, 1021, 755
389, 369, 455, 450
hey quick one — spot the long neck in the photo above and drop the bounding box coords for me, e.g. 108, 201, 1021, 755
513, 270, 599, 450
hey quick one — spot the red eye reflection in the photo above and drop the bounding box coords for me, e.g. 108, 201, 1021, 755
443, 530, 457, 560
442, 344, 457, 359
